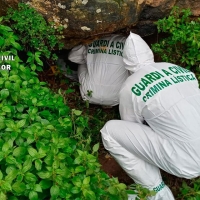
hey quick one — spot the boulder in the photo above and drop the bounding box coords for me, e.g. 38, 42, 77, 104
1, 0, 200, 49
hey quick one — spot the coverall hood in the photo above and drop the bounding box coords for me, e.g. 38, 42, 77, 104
123, 32, 155, 73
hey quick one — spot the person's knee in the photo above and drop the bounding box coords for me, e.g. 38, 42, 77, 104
101, 120, 119, 135
100, 120, 120, 150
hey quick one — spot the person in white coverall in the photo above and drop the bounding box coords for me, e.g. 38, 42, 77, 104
68, 34, 129, 106
100, 32, 200, 200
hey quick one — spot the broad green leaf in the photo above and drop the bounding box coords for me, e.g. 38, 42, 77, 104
34, 184, 42, 193
83, 176, 90, 185
0, 171, 3, 180
117, 183, 127, 190
52, 159, 59, 169
17, 119, 26, 128
55, 168, 71, 178
4, 81, 12, 89
27, 51, 33, 57
32, 98, 37, 104
0, 37, 5, 47
16, 104, 24, 112
46, 125, 55, 130
57, 153, 66, 160
29, 191, 38, 200
75, 166, 85, 173
0, 192, 6, 200
31, 107, 38, 114
22, 156, 32, 173
9, 75, 20, 82
2, 142, 10, 152
35, 57, 43, 66
50, 185, 60, 198
11, 41, 21, 50
28, 147, 38, 157
6, 156, 16, 164
39, 82, 46, 86
0, 70, 9, 77
72, 176, 82, 187
31, 64, 36, 71
27, 135, 35, 145
86, 154, 96, 163
5, 168, 18, 182
0, 122, 6, 130
25, 172, 37, 183
71, 186, 81, 194
77, 150, 83, 156
92, 143, 99, 153
108, 186, 118, 195
44, 153, 53, 165
0, 89, 9, 99
13, 83, 20, 92
16, 174, 23, 182
66, 88, 75, 94
83, 189, 96, 200
39, 180, 52, 189
1, 181, 12, 191
10, 132, 18, 141
35, 159, 42, 171
12, 182, 26, 193
11, 92, 18, 102
74, 156, 82, 165
0, 24, 12, 31
72, 109, 82, 116
37, 171, 52, 179
13, 147, 26, 158
126, 190, 137, 194
2, 106, 11, 113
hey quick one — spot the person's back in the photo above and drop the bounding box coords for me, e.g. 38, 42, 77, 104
122, 62, 200, 141
68, 34, 129, 106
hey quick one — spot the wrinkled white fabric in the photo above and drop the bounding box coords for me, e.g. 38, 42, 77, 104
68, 34, 129, 106
101, 32, 200, 200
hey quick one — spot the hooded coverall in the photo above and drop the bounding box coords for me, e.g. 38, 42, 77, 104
100, 32, 200, 199
68, 34, 129, 106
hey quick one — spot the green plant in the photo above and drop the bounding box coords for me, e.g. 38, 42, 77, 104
0, 19, 127, 200
177, 179, 200, 200
3, 3, 64, 66
127, 184, 156, 200
152, 7, 200, 78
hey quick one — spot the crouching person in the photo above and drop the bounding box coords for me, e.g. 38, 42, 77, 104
101, 32, 200, 199
68, 34, 129, 107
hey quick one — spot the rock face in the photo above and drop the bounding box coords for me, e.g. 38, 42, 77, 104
1, 0, 200, 49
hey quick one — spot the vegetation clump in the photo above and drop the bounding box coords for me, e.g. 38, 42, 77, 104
3, 3, 64, 70
152, 6, 200, 82
0, 16, 128, 199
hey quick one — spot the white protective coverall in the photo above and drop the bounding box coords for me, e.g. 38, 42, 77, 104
101, 32, 200, 200
68, 34, 129, 106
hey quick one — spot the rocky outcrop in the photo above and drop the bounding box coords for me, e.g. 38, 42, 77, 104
1, 0, 200, 49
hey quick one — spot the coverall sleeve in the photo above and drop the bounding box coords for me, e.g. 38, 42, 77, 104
119, 84, 144, 124
68, 45, 87, 64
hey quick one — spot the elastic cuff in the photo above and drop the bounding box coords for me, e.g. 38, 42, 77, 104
152, 181, 165, 193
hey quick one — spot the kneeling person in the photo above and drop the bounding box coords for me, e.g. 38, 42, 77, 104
68, 34, 129, 106
101, 32, 200, 199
